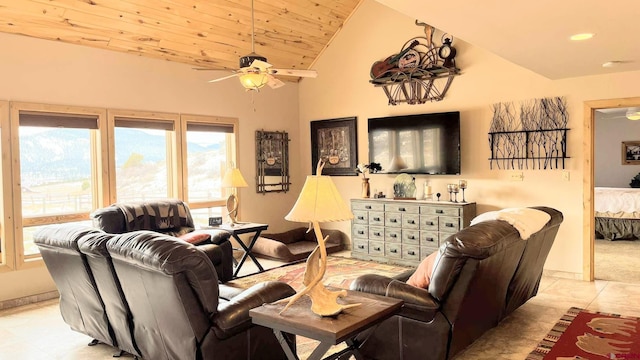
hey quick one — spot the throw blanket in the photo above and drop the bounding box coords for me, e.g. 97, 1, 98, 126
115, 199, 193, 233
471, 208, 550, 240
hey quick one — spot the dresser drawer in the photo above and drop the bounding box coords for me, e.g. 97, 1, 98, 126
385, 243, 402, 259
352, 239, 368, 254
420, 215, 439, 231
385, 203, 419, 214
420, 231, 439, 247
369, 226, 385, 241
385, 213, 402, 227
385, 228, 401, 243
369, 211, 385, 226
439, 216, 460, 233
369, 241, 384, 256
421, 206, 460, 217
353, 210, 368, 225
352, 224, 368, 239
402, 214, 420, 229
403, 245, 421, 262
402, 229, 420, 245
352, 201, 384, 211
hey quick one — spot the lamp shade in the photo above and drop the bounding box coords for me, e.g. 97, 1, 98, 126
285, 175, 353, 223
222, 168, 248, 188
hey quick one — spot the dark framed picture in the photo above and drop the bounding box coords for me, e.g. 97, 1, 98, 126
622, 141, 640, 165
310, 117, 358, 176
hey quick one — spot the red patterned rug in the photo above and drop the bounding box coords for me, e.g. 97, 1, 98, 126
527, 307, 640, 359
227, 256, 413, 291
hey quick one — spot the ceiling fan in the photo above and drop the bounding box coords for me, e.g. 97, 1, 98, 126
206, 0, 317, 91
596, 107, 640, 121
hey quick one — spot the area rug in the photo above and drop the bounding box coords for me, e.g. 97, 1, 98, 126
227, 256, 414, 291
527, 307, 640, 359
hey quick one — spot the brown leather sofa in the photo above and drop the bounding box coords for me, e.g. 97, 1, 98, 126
252, 227, 346, 262
350, 206, 563, 360
35, 225, 296, 359
90, 198, 234, 282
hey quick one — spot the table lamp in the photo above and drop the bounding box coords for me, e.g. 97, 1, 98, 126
222, 165, 248, 225
279, 160, 358, 316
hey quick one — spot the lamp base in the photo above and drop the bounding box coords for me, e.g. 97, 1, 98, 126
226, 194, 239, 224
277, 223, 360, 317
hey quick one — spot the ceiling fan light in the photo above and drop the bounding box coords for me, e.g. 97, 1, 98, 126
626, 108, 640, 120
239, 73, 268, 90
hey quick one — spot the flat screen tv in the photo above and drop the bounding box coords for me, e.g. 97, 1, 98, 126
368, 111, 460, 175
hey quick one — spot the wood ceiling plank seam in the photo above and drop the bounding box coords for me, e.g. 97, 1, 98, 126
0, 0, 67, 18
105, 37, 228, 67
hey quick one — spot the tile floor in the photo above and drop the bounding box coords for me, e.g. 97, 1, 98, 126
1, 253, 640, 360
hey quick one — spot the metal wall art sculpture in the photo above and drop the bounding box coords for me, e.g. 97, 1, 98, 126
488, 96, 570, 170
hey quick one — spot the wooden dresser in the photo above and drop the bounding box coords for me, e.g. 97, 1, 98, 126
350, 199, 476, 266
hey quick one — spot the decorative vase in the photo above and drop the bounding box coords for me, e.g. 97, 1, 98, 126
361, 178, 370, 198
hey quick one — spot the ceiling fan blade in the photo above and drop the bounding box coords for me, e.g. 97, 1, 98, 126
250, 59, 273, 70
207, 73, 239, 83
267, 75, 285, 89
269, 68, 318, 78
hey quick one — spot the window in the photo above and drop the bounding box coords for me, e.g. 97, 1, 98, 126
181, 115, 238, 227
10, 103, 106, 266
108, 111, 179, 202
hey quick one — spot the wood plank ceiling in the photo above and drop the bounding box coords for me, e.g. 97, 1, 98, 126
0, 0, 362, 72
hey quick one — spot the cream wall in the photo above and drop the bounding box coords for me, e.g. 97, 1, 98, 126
0, 32, 304, 302
594, 116, 640, 187
298, 0, 640, 275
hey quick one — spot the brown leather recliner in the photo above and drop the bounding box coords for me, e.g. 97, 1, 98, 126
106, 230, 296, 360
90, 198, 234, 282
350, 206, 563, 360
33, 225, 118, 349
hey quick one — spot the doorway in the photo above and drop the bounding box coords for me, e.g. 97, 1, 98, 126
584, 97, 640, 282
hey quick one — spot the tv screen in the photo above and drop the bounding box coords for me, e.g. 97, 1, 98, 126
368, 111, 460, 175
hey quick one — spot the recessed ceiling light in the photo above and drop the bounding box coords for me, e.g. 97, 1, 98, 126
570, 33, 594, 41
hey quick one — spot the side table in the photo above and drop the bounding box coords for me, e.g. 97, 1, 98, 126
249, 290, 403, 360
218, 222, 268, 278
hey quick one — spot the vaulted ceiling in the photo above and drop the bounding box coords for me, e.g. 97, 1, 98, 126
0, 0, 362, 71
0, 0, 638, 81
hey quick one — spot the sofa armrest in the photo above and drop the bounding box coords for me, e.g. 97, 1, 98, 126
199, 229, 231, 246
351, 274, 440, 320
212, 281, 296, 339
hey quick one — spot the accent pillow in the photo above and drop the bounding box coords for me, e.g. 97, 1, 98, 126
406, 250, 438, 289
178, 231, 210, 245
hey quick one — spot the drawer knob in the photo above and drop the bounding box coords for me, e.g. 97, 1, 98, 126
408, 220, 415, 224
374, 247, 381, 251
358, 245, 365, 249
446, 223, 454, 227
358, 231, 364, 235
373, 217, 381, 221
436, 209, 444, 214
390, 219, 398, 223
390, 234, 397, 238
374, 232, 381, 236
365, 205, 372, 209
391, 249, 398, 253
425, 221, 434, 226
357, 216, 365, 220
426, 238, 434, 242
408, 251, 416, 256
399, 207, 406, 211
409, 236, 415, 240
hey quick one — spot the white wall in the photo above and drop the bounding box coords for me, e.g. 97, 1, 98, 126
595, 115, 640, 187
0, 32, 304, 302
298, 0, 640, 275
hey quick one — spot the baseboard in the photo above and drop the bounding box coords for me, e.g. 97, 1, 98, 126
542, 269, 583, 280
0, 290, 59, 311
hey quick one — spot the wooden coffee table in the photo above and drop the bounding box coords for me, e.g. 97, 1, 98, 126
250, 290, 403, 360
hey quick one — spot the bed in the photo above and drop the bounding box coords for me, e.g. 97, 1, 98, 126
595, 187, 640, 240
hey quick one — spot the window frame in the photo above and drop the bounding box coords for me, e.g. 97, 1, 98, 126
106, 109, 180, 204
10, 102, 107, 269
179, 114, 239, 211
0, 100, 12, 272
